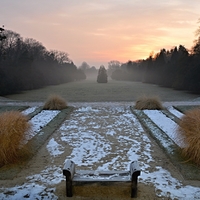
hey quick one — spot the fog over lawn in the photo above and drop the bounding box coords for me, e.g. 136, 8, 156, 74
5, 78, 200, 102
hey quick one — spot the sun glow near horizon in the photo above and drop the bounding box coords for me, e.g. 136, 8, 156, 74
1, 0, 199, 67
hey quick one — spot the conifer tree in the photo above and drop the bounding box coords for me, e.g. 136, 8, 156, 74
97, 65, 108, 83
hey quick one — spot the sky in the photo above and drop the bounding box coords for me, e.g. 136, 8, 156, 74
1, 0, 200, 68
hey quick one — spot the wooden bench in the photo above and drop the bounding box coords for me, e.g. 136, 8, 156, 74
63, 159, 141, 198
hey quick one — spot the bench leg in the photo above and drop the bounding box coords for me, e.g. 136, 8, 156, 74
63, 159, 75, 197
66, 178, 73, 197
131, 181, 137, 198
131, 171, 140, 198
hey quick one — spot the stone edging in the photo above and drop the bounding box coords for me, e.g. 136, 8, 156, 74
130, 106, 200, 181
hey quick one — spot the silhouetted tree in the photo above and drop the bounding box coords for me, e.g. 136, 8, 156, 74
111, 69, 128, 80
76, 68, 86, 80
79, 61, 90, 71
152, 49, 166, 84
143, 55, 154, 83
125, 60, 142, 81
160, 47, 177, 87
108, 60, 120, 77
85, 66, 97, 78
97, 65, 108, 83
171, 45, 190, 90
0, 28, 86, 95
110, 60, 142, 81
107, 19, 200, 94
0, 27, 7, 62
192, 37, 200, 55
185, 20, 200, 93
0, 27, 6, 41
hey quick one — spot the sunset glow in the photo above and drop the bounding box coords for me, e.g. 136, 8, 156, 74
1, 0, 199, 67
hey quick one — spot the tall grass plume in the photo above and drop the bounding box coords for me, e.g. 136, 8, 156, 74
0, 111, 31, 166
178, 108, 200, 166
43, 94, 67, 110
134, 95, 163, 110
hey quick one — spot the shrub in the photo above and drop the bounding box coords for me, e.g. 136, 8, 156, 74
43, 94, 67, 110
178, 108, 200, 166
0, 111, 31, 166
134, 96, 163, 110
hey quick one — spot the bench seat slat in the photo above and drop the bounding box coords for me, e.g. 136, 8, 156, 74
74, 170, 130, 182
74, 177, 131, 182
76, 170, 130, 176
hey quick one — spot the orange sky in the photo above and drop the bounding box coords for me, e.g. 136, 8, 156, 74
1, 0, 200, 67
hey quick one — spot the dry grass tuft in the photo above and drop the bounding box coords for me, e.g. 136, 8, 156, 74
134, 95, 163, 110
178, 108, 200, 166
43, 94, 67, 110
0, 111, 31, 166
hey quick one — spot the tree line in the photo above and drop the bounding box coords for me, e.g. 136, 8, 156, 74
110, 24, 200, 94
0, 28, 86, 96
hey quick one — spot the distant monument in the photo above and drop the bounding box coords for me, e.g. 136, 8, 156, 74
97, 65, 108, 83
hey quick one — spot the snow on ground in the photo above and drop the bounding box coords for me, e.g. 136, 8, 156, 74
24, 110, 60, 143
143, 110, 186, 148
30, 110, 60, 133
21, 106, 38, 115
167, 106, 184, 118
60, 106, 145, 170
46, 138, 64, 157
0, 184, 57, 200
0, 104, 200, 199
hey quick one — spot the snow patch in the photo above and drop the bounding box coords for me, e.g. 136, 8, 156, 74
22, 106, 38, 115
168, 106, 184, 118
46, 138, 64, 157
30, 110, 60, 133
143, 110, 186, 148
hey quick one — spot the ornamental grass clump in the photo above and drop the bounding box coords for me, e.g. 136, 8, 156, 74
178, 108, 200, 166
134, 96, 163, 110
43, 94, 67, 110
0, 111, 31, 166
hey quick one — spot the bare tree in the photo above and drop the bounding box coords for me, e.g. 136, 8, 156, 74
79, 61, 90, 71
107, 60, 121, 76
48, 50, 71, 64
